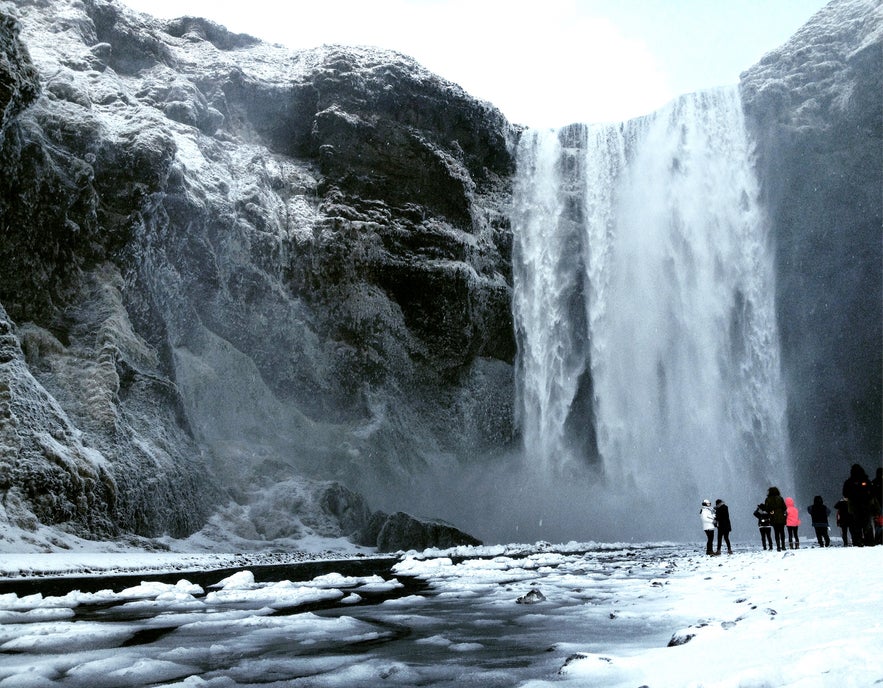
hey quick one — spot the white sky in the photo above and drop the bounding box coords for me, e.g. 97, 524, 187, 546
119, 0, 828, 127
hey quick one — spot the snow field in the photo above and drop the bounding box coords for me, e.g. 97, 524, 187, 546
531, 546, 882, 688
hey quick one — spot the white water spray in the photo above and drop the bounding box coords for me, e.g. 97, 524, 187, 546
512, 88, 791, 539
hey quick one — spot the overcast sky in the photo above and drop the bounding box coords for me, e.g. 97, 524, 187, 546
119, 0, 829, 128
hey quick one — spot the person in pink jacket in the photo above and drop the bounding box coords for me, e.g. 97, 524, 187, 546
785, 496, 801, 549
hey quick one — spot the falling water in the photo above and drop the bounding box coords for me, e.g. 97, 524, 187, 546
512, 87, 791, 539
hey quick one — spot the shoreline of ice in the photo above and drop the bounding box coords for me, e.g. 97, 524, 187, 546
0, 539, 682, 581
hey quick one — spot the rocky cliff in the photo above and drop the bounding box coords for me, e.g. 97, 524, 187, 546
1, 0, 879, 551
0, 0, 515, 550
740, 0, 881, 493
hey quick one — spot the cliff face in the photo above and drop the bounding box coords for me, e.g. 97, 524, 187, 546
0, 0, 516, 548
1, 0, 878, 550
740, 0, 882, 492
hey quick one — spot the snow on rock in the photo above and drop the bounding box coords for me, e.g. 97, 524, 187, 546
0, 0, 511, 551
0, 619, 136, 653
739, 0, 882, 497
203, 580, 345, 609
118, 579, 203, 598
0, 548, 379, 582
0, 607, 75, 624
66, 657, 199, 687
211, 570, 255, 590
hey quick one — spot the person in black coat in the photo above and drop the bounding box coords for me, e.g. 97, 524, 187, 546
807, 495, 831, 547
842, 464, 873, 546
714, 499, 732, 555
765, 486, 788, 551
753, 503, 773, 550
873, 467, 883, 545
833, 497, 851, 546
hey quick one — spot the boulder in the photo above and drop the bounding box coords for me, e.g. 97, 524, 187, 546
516, 588, 547, 604
357, 510, 482, 552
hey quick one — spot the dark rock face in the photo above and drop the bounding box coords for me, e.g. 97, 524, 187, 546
356, 510, 482, 552
740, 0, 882, 493
1, 0, 875, 550
0, 12, 39, 130
0, 0, 511, 546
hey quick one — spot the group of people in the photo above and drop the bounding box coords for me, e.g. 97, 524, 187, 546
700, 463, 882, 555
699, 498, 733, 555
832, 464, 882, 547
752, 487, 807, 551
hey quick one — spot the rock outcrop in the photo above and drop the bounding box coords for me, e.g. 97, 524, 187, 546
356, 510, 482, 552
0, 0, 512, 548
740, 0, 882, 491
0, 11, 39, 130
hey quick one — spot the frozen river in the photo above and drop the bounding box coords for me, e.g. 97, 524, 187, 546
0, 544, 685, 687
2, 542, 880, 687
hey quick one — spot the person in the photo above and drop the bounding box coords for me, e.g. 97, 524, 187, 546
765, 486, 787, 551
785, 496, 800, 548
753, 503, 773, 550
873, 468, 883, 545
842, 464, 873, 546
700, 499, 716, 555
807, 495, 831, 547
833, 497, 851, 546
714, 499, 732, 554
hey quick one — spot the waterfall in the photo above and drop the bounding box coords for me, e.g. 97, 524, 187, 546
512, 87, 791, 539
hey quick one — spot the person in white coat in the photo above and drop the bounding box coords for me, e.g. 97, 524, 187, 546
700, 499, 716, 555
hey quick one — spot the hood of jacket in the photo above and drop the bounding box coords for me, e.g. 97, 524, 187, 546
785, 497, 795, 507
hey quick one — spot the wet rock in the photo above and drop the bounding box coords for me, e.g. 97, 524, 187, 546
0, 10, 39, 132
358, 511, 482, 552
667, 626, 703, 647
516, 588, 547, 604
740, 0, 882, 490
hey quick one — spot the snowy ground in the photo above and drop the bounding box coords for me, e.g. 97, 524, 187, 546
0, 542, 880, 687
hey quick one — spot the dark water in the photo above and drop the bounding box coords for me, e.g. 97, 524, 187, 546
0, 546, 689, 687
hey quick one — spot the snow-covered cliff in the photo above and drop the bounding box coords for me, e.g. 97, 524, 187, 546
0, 0, 879, 550
740, 0, 882, 494
0, 0, 514, 549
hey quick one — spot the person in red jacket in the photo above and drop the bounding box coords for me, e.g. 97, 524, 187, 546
785, 496, 800, 549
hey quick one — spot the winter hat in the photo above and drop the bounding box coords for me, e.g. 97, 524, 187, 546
702, 499, 710, 506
